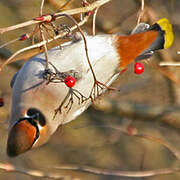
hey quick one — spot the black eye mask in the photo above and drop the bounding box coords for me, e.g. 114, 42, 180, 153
27, 108, 46, 126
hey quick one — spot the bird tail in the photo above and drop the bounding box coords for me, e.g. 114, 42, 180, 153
116, 18, 174, 69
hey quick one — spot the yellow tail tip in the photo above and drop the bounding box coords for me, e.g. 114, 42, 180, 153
157, 18, 174, 49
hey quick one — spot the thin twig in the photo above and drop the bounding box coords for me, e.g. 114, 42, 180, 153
135, 134, 180, 161
149, 62, 180, 84
0, 43, 43, 72
56, 14, 97, 81
0, 160, 179, 178
0, 162, 72, 179
39, 25, 49, 69
0, 16, 89, 71
0, 0, 111, 34
0, 38, 19, 49
40, 0, 45, 16
39, 0, 50, 69
137, 0, 145, 24
92, 7, 99, 36
0, 26, 39, 49
55, 165, 180, 177
55, 13, 116, 100
160, 62, 180, 66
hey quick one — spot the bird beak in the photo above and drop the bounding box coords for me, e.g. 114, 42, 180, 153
7, 118, 39, 157
7, 108, 49, 157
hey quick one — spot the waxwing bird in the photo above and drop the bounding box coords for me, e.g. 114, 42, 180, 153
7, 18, 174, 157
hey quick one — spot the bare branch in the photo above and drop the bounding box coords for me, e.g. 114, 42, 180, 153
0, 0, 111, 34
0, 20, 35, 34
75, 124, 180, 161
0, 16, 89, 71
135, 134, 180, 161
57, 14, 97, 80
0, 160, 179, 179
149, 62, 180, 84
0, 162, 72, 179
160, 62, 180, 66
40, 0, 45, 16
0, 38, 19, 49
137, 0, 145, 24
92, 7, 99, 36
54, 165, 180, 177
39, 24, 49, 69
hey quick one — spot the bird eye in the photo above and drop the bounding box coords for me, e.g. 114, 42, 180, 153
27, 108, 46, 126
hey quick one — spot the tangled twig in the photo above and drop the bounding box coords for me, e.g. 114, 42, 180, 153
0, 16, 89, 71
0, 0, 111, 34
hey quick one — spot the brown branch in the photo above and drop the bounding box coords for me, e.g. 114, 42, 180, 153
137, 0, 145, 24
0, 20, 35, 34
0, 162, 72, 179
75, 124, 180, 162
0, 0, 111, 34
92, 7, 100, 36
40, 0, 45, 16
149, 62, 180, 84
160, 62, 180, 66
54, 165, 180, 177
0, 160, 179, 179
0, 16, 89, 71
39, 24, 49, 69
57, 13, 97, 81
135, 134, 180, 161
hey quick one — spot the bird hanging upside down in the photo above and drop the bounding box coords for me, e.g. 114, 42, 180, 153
7, 18, 174, 157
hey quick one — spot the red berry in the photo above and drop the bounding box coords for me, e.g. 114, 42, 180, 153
64, 76, 76, 88
0, 98, 4, 107
134, 62, 144, 74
